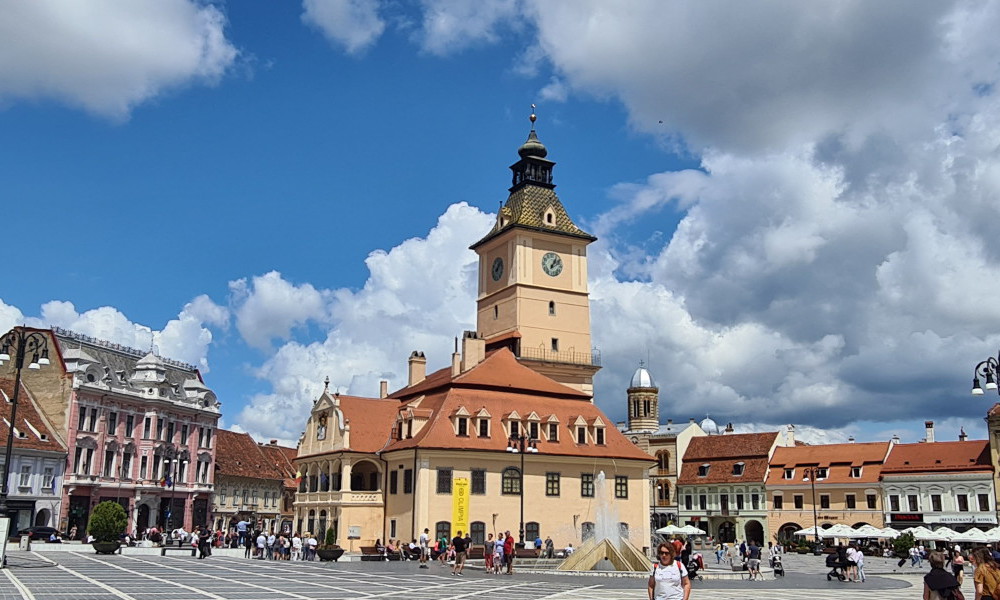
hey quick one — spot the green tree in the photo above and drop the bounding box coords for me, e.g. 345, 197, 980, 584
893, 532, 914, 558
88, 501, 127, 543
321, 527, 338, 548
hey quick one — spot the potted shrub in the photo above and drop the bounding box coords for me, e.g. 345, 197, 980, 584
316, 528, 343, 562
89, 501, 127, 554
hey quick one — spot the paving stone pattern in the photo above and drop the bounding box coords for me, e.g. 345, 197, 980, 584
0, 551, 955, 600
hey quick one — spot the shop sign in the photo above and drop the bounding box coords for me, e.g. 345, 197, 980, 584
890, 513, 923, 522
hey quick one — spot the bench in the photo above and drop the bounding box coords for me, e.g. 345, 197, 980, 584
359, 546, 383, 561
514, 548, 537, 559
467, 547, 484, 560
161, 546, 197, 557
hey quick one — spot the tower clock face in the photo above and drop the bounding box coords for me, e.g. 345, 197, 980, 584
541, 252, 563, 277
491, 257, 504, 281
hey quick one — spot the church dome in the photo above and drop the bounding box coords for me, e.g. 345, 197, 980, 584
517, 129, 548, 159
629, 366, 656, 389
700, 416, 720, 435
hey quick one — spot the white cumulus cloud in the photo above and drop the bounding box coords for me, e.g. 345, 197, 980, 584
302, 0, 387, 55
0, 0, 239, 120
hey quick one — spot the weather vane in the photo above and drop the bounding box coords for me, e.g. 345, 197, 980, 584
530, 103, 537, 129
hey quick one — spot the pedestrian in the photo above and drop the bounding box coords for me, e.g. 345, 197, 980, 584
266, 532, 276, 560
534, 534, 543, 557
418, 528, 430, 568
911, 545, 922, 567
971, 547, 1000, 600
648, 542, 691, 600
437, 535, 449, 565
951, 549, 965, 586
492, 535, 504, 574
197, 526, 212, 559
292, 533, 302, 561
544, 536, 554, 559
924, 551, 961, 600
243, 532, 252, 559
451, 530, 467, 576
484, 533, 495, 573
504, 531, 515, 574
256, 531, 266, 559
746, 540, 762, 581
307, 533, 318, 561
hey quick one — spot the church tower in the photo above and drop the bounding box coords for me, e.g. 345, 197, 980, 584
470, 110, 600, 396
627, 363, 659, 432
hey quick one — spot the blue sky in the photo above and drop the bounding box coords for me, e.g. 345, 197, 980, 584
4, 0, 1000, 446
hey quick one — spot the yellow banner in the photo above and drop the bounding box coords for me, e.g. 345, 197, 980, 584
451, 477, 470, 537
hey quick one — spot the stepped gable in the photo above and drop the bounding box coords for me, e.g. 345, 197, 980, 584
215, 429, 282, 480
385, 349, 651, 462
767, 441, 891, 485
678, 432, 778, 485
881, 440, 991, 475
0, 378, 65, 452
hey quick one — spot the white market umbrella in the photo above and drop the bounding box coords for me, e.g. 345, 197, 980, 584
902, 526, 935, 538
852, 524, 885, 538
821, 524, 858, 538
655, 525, 686, 536
679, 525, 707, 535
952, 529, 990, 544
878, 527, 901, 539
932, 527, 960, 541
793, 526, 820, 536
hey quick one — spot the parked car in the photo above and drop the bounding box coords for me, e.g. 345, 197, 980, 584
15, 526, 60, 541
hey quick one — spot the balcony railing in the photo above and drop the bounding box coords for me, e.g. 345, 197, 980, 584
519, 347, 601, 367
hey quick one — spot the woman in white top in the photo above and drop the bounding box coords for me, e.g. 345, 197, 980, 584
648, 542, 691, 600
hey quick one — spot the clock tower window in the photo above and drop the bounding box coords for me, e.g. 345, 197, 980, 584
494, 306, 498, 319
548, 301, 556, 316
551, 338, 559, 352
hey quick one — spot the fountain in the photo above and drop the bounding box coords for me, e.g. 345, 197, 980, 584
557, 471, 652, 572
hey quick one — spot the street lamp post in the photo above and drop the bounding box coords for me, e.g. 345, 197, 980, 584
971, 352, 1000, 396
0, 329, 50, 518
163, 447, 187, 533
506, 433, 538, 548
803, 466, 821, 553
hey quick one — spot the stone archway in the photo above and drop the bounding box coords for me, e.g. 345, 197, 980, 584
777, 522, 801, 544
744, 519, 764, 545
34, 509, 50, 527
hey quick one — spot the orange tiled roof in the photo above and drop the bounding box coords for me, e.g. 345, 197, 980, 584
336, 394, 401, 453
678, 432, 778, 485
0, 378, 66, 452
881, 441, 991, 475
390, 349, 591, 401
215, 429, 283, 481
259, 443, 299, 487
766, 441, 891, 485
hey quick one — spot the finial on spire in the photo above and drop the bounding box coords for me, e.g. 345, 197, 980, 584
529, 103, 537, 130
323, 376, 330, 392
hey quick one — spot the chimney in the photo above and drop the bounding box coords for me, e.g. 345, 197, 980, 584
451, 337, 461, 377
379, 380, 388, 399
925, 421, 935, 444
407, 351, 426, 386
848, 436, 855, 443
785, 424, 796, 446
689, 418, 695, 424
269, 439, 277, 445
959, 427, 968, 442
724, 422, 734, 434
891, 434, 900, 445
460, 330, 486, 372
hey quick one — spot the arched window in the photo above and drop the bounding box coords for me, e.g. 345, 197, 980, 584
435, 521, 451, 542
471, 521, 486, 545
657, 480, 670, 503
526, 521, 540, 542
307, 510, 316, 534
502, 467, 521, 495
318, 510, 328, 537
657, 451, 671, 471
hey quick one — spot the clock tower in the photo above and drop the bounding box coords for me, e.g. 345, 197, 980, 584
470, 111, 600, 397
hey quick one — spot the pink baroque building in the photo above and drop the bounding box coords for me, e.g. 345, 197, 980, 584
0, 327, 220, 538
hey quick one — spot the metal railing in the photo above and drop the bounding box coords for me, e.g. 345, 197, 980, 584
519, 347, 601, 366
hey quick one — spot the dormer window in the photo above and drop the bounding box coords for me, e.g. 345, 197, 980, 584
732, 462, 745, 476
529, 422, 539, 440
850, 466, 862, 478
478, 419, 489, 438
595, 427, 605, 445
396, 421, 404, 440
816, 467, 829, 479
510, 421, 519, 437
698, 464, 710, 477
548, 423, 559, 441
576, 427, 587, 444
457, 417, 468, 437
